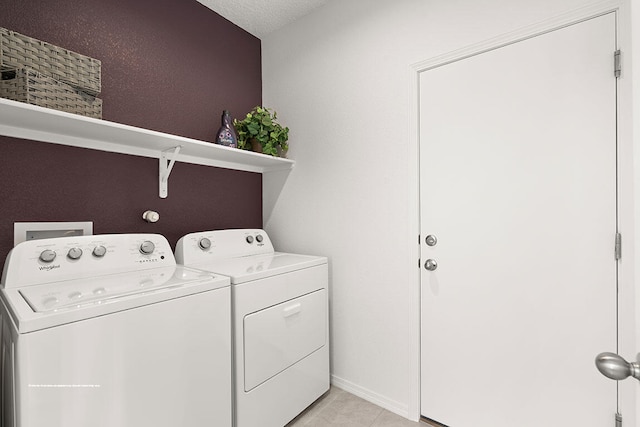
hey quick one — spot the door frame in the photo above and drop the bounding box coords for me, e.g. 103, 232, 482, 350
407, 0, 635, 422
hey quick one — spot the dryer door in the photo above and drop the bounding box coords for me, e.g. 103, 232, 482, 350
243, 289, 327, 391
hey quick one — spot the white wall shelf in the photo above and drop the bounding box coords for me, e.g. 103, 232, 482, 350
0, 98, 295, 175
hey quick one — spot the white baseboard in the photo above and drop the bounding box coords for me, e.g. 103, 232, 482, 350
330, 374, 412, 421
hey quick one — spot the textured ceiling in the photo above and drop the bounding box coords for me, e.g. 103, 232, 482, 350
196, 0, 329, 38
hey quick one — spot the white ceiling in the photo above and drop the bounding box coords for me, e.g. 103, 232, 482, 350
196, 0, 329, 38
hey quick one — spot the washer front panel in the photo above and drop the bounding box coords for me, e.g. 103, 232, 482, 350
9, 286, 232, 427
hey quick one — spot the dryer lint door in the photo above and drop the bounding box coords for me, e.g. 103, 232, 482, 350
243, 289, 327, 391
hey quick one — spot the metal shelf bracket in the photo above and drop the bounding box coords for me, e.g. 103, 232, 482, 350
159, 146, 182, 198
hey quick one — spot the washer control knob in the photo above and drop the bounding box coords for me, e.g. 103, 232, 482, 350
67, 247, 83, 260
256, 234, 263, 243
198, 238, 212, 250
246, 236, 254, 244
139, 241, 155, 255
92, 245, 107, 258
39, 249, 56, 263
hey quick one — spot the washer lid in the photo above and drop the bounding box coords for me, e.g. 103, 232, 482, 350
193, 252, 327, 284
1, 266, 229, 333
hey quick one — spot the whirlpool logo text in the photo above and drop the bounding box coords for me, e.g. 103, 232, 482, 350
39, 265, 60, 271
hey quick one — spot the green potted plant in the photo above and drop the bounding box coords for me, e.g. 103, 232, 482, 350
233, 106, 289, 157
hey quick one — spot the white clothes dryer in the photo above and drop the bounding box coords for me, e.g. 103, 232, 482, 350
175, 229, 329, 427
0, 233, 232, 427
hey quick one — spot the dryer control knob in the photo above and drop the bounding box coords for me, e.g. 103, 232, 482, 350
92, 245, 107, 258
256, 234, 263, 243
246, 236, 254, 244
139, 241, 155, 255
198, 238, 212, 250
67, 247, 83, 260
39, 249, 56, 263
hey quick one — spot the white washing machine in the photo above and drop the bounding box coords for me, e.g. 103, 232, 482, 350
175, 229, 329, 427
0, 233, 232, 427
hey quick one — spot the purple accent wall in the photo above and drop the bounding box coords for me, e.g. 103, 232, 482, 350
0, 0, 263, 260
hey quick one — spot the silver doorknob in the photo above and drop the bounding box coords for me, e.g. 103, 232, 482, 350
424, 259, 438, 271
425, 235, 438, 246
595, 352, 640, 381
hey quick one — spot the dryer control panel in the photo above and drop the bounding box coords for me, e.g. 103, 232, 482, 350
175, 229, 275, 265
1, 234, 175, 288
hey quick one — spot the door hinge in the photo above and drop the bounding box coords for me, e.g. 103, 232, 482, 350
614, 50, 621, 78
615, 412, 622, 427
615, 233, 622, 260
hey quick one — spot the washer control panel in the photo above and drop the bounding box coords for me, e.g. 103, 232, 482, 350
1, 234, 175, 289
175, 229, 274, 265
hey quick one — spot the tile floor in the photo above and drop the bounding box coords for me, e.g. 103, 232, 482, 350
286, 386, 424, 427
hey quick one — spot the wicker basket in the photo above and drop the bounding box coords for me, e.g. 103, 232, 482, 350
0, 68, 102, 118
0, 27, 101, 96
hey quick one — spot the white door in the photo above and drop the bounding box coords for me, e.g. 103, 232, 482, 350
419, 13, 617, 427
